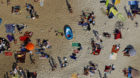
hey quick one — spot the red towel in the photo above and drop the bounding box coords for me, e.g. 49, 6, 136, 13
93, 49, 101, 55
5, 52, 12, 56
19, 36, 29, 41
114, 32, 122, 39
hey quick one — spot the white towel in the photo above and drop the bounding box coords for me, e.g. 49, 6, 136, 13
109, 53, 117, 60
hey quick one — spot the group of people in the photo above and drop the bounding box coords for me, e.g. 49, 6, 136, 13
0, 37, 10, 53
83, 61, 98, 76
91, 39, 102, 55
78, 11, 96, 31
5, 62, 37, 78
26, 3, 39, 19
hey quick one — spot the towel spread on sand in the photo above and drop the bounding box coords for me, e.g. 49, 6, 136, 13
110, 53, 117, 60
5, 24, 15, 33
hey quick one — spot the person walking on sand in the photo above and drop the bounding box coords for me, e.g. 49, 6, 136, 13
66, 0, 73, 13
7, 0, 10, 5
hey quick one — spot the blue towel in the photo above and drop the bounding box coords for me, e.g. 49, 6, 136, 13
7, 34, 14, 42
5, 24, 15, 33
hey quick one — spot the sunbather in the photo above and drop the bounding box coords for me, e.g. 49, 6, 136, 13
103, 32, 111, 38
84, 66, 89, 76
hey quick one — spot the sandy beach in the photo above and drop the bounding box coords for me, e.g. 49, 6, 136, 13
0, 0, 140, 78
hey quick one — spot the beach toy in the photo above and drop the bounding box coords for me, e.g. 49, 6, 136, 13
25, 42, 34, 51
0, 18, 2, 25
64, 25, 73, 40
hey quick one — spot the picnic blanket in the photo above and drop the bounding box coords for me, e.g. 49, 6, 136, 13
5, 24, 15, 33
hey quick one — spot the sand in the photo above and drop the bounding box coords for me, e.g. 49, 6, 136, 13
0, 0, 140, 78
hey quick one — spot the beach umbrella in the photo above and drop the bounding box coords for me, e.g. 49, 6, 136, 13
129, 48, 136, 56
25, 42, 34, 51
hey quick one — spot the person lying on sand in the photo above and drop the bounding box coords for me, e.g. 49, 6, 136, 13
104, 64, 115, 74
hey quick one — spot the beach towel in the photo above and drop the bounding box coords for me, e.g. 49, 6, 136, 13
109, 53, 117, 60
114, 31, 122, 39
40, 0, 44, 7
110, 45, 119, 60
5, 52, 12, 56
111, 45, 119, 53
5, 24, 15, 33
19, 36, 29, 41
7, 34, 14, 42
72, 43, 81, 48
116, 13, 126, 21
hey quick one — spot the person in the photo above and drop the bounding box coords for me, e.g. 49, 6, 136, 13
84, 66, 89, 75
92, 43, 101, 55
104, 65, 112, 74
87, 23, 91, 31
70, 53, 77, 60
123, 67, 132, 78
135, 21, 138, 27
103, 32, 111, 38
16, 24, 27, 33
